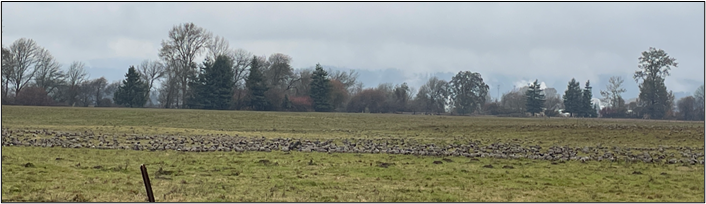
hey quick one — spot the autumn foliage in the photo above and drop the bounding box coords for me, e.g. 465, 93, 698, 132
289, 96, 313, 112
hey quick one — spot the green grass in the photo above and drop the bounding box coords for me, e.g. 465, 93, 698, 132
2, 147, 704, 202
1, 105, 705, 202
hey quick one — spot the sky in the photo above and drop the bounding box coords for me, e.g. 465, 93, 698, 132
2, 2, 704, 104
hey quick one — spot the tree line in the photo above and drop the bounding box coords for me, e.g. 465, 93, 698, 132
1, 23, 703, 121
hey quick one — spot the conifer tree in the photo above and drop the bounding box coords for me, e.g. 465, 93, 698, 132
525, 80, 545, 116
246, 56, 269, 111
581, 80, 596, 117
188, 55, 234, 110
310, 63, 332, 112
114, 66, 149, 108
562, 78, 582, 117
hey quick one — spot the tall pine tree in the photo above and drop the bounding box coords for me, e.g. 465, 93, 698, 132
188, 55, 234, 110
525, 80, 545, 116
563, 78, 582, 117
310, 63, 332, 112
114, 66, 149, 108
581, 80, 596, 117
246, 56, 269, 111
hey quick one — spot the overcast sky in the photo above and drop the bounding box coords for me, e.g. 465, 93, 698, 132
2, 2, 704, 102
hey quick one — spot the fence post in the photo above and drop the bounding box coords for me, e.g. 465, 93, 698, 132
140, 164, 155, 202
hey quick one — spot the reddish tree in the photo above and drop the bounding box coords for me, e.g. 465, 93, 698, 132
14, 86, 54, 106
289, 96, 313, 112
329, 79, 349, 111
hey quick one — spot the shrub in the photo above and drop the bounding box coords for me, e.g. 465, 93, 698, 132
290, 96, 313, 112
14, 86, 54, 106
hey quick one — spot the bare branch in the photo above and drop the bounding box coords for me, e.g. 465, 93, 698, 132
207, 35, 230, 61
33, 48, 64, 95
158, 22, 213, 108
66, 61, 88, 87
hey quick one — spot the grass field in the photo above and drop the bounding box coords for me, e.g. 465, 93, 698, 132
1, 106, 705, 202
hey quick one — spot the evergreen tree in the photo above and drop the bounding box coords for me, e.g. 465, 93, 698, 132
525, 79, 545, 116
188, 55, 234, 110
310, 63, 332, 112
281, 94, 292, 110
562, 78, 582, 117
114, 66, 149, 108
246, 56, 269, 111
185, 68, 205, 109
580, 80, 595, 117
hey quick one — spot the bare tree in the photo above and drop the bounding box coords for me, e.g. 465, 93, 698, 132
256, 53, 293, 110
329, 69, 362, 94
231, 48, 252, 88
103, 80, 121, 100
158, 61, 180, 108
90, 77, 108, 106
206, 37, 253, 88
677, 96, 696, 120
64, 61, 88, 106
694, 85, 705, 120
543, 87, 558, 99
1, 46, 13, 102
8, 38, 40, 99
600, 76, 627, 109
158, 22, 213, 108
501, 90, 527, 114
291, 68, 314, 97
414, 77, 449, 114
137, 60, 165, 106
204, 35, 254, 109
544, 95, 564, 110
76, 80, 93, 107
392, 83, 412, 112
543, 87, 563, 110
66, 62, 87, 87
207, 35, 230, 61
263, 53, 293, 88
350, 82, 363, 97
33, 48, 64, 97
346, 88, 387, 113
696, 85, 705, 106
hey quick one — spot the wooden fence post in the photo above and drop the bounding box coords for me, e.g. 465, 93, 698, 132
140, 164, 155, 202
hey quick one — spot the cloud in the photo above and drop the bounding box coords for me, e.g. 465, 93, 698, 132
513, 80, 548, 90
108, 38, 156, 59
1, 2, 702, 95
